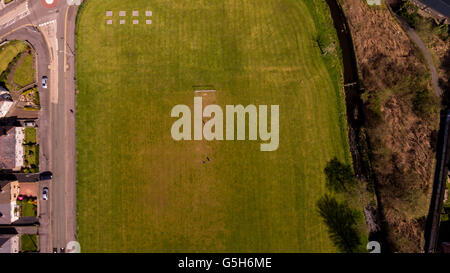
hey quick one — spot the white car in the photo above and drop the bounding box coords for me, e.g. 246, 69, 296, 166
42, 76, 48, 89
42, 187, 49, 200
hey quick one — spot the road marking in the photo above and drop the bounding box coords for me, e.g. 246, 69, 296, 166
0, 1, 30, 28
64, 7, 68, 72
39, 19, 57, 27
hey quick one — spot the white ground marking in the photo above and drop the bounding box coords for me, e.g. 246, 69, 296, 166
146, 20, 152, 25
106, 11, 112, 16
119, 11, 126, 16
120, 20, 125, 24
106, 20, 112, 25
0, 1, 30, 28
38, 19, 57, 27
133, 20, 138, 24
132, 10, 139, 16
146, 11, 152, 16
195, 90, 217, 93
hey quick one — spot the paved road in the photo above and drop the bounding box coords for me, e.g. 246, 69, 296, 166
0, 0, 79, 253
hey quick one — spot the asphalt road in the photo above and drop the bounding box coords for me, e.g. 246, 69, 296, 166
0, 0, 78, 253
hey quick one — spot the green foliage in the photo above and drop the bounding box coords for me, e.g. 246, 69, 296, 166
17, 198, 37, 217
413, 89, 438, 117
20, 234, 38, 252
317, 194, 364, 253
13, 53, 35, 87
23, 144, 39, 173
324, 157, 356, 192
24, 128, 37, 145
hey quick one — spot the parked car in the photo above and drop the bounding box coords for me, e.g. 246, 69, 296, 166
42, 76, 48, 89
42, 187, 49, 200
24, 121, 36, 127
40, 171, 53, 180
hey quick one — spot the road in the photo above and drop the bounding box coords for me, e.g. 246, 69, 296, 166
0, 0, 79, 253
425, 111, 450, 252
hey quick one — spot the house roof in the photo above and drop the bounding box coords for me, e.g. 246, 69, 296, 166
0, 234, 19, 253
0, 180, 14, 203
0, 181, 18, 225
0, 203, 13, 224
0, 126, 17, 170
419, 0, 450, 18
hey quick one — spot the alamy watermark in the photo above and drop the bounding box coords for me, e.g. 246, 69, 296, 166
171, 97, 279, 152
66, 241, 81, 253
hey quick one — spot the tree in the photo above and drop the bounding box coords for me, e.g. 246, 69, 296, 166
324, 157, 356, 192
317, 194, 363, 253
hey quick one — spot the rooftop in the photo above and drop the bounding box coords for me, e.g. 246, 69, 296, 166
0, 234, 19, 253
0, 126, 23, 170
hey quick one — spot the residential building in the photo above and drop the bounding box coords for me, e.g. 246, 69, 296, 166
0, 234, 19, 253
0, 180, 20, 225
0, 87, 13, 118
0, 126, 24, 171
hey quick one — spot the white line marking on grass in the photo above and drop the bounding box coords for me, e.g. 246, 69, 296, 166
146, 11, 152, 16
119, 11, 126, 16
132, 10, 139, 16
146, 20, 152, 24
106, 20, 112, 25
106, 11, 112, 16
120, 20, 125, 24
194, 90, 216, 93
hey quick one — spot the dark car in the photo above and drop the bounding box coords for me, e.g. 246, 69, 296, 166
40, 171, 53, 181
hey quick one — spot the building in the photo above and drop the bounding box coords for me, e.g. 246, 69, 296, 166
0, 126, 24, 171
411, 0, 450, 24
0, 180, 20, 225
0, 234, 19, 253
0, 86, 13, 118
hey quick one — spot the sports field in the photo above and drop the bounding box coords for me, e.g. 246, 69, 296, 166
76, 0, 350, 252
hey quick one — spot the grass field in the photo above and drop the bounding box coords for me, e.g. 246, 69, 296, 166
13, 54, 34, 87
76, 0, 350, 252
20, 234, 38, 252
0, 40, 27, 75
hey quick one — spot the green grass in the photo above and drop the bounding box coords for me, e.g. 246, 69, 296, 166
20, 234, 38, 252
13, 54, 35, 87
24, 127, 36, 144
18, 199, 37, 217
0, 41, 28, 75
23, 144, 39, 173
76, 0, 351, 252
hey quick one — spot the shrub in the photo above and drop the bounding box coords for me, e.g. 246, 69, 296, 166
324, 157, 356, 193
413, 89, 438, 117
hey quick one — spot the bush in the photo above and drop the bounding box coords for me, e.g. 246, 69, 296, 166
324, 157, 356, 193
413, 89, 438, 117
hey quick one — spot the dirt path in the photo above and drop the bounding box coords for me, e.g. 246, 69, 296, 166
394, 14, 443, 97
